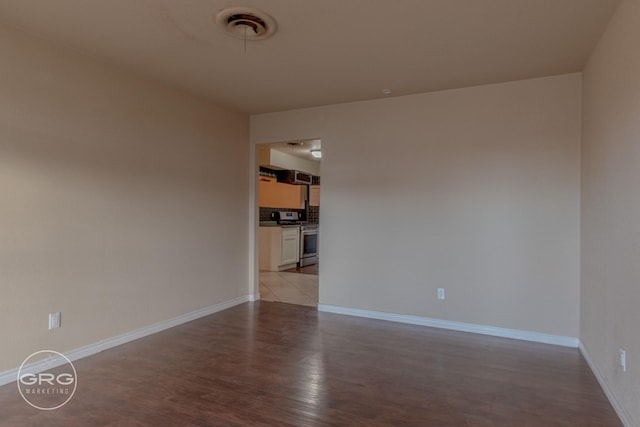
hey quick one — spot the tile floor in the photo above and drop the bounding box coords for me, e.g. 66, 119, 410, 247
259, 271, 318, 307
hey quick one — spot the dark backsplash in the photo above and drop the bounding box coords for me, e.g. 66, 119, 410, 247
260, 207, 305, 222
307, 206, 320, 224
259, 206, 319, 224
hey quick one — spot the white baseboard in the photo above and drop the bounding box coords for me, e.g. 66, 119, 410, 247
0, 295, 251, 387
579, 342, 633, 427
318, 304, 579, 348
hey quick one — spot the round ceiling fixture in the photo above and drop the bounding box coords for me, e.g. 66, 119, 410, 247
215, 7, 277, 41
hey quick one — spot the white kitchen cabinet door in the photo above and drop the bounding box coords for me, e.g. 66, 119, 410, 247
281, 227, 300, 266
260, 226, 300, 271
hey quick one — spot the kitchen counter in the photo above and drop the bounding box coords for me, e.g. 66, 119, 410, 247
259, 221, 279, 227
260, 221, 311, 228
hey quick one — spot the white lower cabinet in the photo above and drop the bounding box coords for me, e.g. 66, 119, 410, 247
280, 227, 300, 266
259, 226, 300, 271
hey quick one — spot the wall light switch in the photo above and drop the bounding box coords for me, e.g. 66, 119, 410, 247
49, 312, 61, 330
620, 349, 627, 372
437, 288, 445, 300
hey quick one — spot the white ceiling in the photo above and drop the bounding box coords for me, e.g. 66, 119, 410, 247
0, 0, 620, 114
270, 139, 322, 163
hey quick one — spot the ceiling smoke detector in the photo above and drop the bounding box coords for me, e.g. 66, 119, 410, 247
215, 7, 277, 41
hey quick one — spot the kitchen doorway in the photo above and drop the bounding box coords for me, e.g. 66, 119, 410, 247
256, 139, 320, 307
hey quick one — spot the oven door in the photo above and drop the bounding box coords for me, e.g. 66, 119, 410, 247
299, 228, 318, 266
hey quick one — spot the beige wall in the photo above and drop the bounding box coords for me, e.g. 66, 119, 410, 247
581, 0, 640, 425
251, 74, 582, 337
0, 25, 249, 371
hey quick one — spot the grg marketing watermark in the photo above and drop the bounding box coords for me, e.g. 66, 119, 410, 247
16, 350, 77, 410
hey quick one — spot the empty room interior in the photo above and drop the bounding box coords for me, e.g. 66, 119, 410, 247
0, 0, 639, 425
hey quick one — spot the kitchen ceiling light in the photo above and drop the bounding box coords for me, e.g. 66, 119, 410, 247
311, 150, 322, 159
215, 7, 277, 41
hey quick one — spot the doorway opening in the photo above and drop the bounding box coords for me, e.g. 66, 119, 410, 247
256, 139, 321, 307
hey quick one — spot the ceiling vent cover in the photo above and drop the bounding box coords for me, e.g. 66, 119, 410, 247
215, 7, 277, 40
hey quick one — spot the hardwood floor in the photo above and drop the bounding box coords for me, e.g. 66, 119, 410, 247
0, 302, 621, 426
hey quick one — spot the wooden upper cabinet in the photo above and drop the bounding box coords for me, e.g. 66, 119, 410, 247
259, 177, 306, 209
309, 185, 320, 207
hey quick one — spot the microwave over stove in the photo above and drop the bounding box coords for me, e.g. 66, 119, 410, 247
279, 170, 313, 185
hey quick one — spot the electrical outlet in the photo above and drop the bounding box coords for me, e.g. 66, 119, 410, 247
437, 288, 445, 300
48, 312, 61, 330
620, 349, 626, 372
